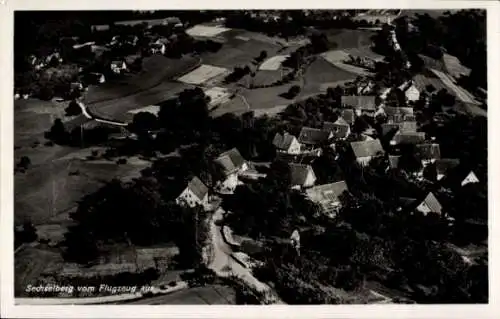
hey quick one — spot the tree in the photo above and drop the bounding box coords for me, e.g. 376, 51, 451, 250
45, 118, 69, 144
286, 85, 301, 99
17, 156, 32, 170
130, 112, 158, 134
65, 100, 82, 116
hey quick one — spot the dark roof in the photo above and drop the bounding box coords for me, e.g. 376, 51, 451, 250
214, 148, 246, 176
419, 192, 442, 214
413, 73, 447, 92
381, 123, 400, 136
392, 132, 426, 145
187, 176, 209, 200
435, 158, 460, 175
341, 109, 355, 125
388, 155, 401, 169
289, 163, 315, 187
298, 127, 332, 145
350, 139, 385, 158
415, 143, 441, 161
305, 181, 349, 212
323, 120, 350, 139
341, 96, 377, 110
273, 132, 298, 150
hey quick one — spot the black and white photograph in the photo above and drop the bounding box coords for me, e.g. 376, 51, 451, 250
1, 0, 498, 318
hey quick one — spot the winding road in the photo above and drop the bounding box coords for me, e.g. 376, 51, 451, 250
207, 208, 283, 304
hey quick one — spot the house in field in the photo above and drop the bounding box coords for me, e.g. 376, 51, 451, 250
323, 117, 351, 140
399, 80, 420, 102
351, 139, 385, 166
213, 148, 248, 194
272, 132, 301, 155
461, 171, 480, 187
298, 127, 334, 151
416, 192, 442, 216
176, 176, 209, 209
110, 60, 127, 74
289, 163, 316, 189
305, 181, 349, 217
435, 158, 460, 181
341, 95, 378, 116
415, 143, 441, 166
340, 109, 356, 126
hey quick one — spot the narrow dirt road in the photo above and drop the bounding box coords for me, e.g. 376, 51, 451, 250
207, 208, 283, 303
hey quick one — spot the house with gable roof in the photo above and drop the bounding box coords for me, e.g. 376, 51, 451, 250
341, 95, 378, 116
415, 143, 441, 166
323, 117, 351, 140
176, 176, 209, 209
416, 192, 443, 216
298, 127, 334, 151
272, 132, 301, 155
350, 139, 385, 166
289, 163, 316, 189
213, 148, 248, 194
461, 171, 480, 187
305, 181, 349, 217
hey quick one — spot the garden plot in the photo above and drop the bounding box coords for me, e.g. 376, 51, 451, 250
177, 64, 229, 85
321, 50, 351, 64
186, 25, 231, 38
203, 87, 232, 108
259, 55, 290, 71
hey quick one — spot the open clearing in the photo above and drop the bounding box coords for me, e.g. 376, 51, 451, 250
259, 55, 290, 71
186, 25, 231, 37
83, 55, 200, 105
200, 38, 281, 69
325, 29, 375, 49
177, 64, 229, 85
204, 87, 232, 108
15, 157, 149, 225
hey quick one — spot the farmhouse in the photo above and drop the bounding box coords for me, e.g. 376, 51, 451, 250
214, 148, 249, 194
416, 192, 443, 216
305, 181, 349, 217
383, 107, 415, 123
273, 132, 301, 154
341, 96, 378, 116
461, 171, 480, 187
289, 163, 317, 189
176, 176, 209, 209
350, 139, 385, 166
110, 60, 127, 74
415, 143, 441, 165
323, 117, 351, 140
298, 127, 334, 150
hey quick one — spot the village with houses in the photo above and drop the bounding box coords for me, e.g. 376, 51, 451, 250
13, 9, 487, 305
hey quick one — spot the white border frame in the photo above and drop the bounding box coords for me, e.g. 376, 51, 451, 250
1, 1, 499, 318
